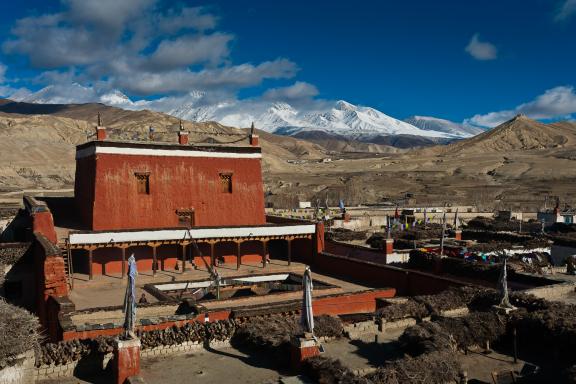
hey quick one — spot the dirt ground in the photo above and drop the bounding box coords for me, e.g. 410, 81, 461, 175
40, 330, 535, 384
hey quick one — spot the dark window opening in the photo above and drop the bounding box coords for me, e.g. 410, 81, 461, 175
177, 210, 195, 227
135, 173, 150, 194
220, 173, 232, 193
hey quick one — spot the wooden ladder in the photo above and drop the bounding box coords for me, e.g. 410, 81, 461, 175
62, 240, 74, 290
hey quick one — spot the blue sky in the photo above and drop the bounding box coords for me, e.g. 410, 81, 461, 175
0, 0, 575, 126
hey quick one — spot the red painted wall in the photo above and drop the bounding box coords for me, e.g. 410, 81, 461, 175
76, 152, 266, 230
325, 240, 386, 264
72, 239, 305, 275
314, 252, 466, 296
59, 291, 394, 341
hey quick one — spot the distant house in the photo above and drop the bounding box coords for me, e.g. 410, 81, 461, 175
537, 209, 576, 226
550, 237, 576, 266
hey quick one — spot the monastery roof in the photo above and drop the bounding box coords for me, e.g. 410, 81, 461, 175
76, 139, 261, 155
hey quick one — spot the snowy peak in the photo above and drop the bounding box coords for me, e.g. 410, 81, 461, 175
404, 115, 484, 138
7, 85, 480, 143
334, 100, 356, 112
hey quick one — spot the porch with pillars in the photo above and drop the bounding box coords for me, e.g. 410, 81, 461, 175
68, 234, 311, 281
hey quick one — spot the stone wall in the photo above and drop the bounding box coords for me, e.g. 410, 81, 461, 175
34, 352, 113, 382
524, 281, 576, 301
0, 350, 35, 384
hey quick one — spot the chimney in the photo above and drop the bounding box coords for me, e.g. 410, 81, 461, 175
178, 120, 189, 145
96, 112, 106, 140
249, 121, 259, 146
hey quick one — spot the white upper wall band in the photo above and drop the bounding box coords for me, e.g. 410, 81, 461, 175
76, 145, 262, 160
69, 224, 316, 245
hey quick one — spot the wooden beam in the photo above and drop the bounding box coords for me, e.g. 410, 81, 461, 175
151, 246, 158, 276
262, 240, 268, 268
287, 239, 292, 266
121, 247, 127, 279
88, 249, 93, 280
181, 243, 187, 273
236, 241, 241, 270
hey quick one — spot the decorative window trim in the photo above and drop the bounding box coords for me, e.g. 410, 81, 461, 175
134, 172, 150, 195
219, 172, 233, 193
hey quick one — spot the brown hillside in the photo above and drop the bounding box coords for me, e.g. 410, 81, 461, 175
442, 115, 575, 154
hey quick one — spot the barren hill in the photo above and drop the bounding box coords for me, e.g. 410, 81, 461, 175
0, 100, 327, 193
441, 115, 575, 154
2, 100, 576, 210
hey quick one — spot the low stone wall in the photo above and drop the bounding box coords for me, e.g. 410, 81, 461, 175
524, 282, 576, 301
34, 352, 113, 382
33, 337, 236, 381
140, 339, 232, 358
344, 320, 379, 339
0, 350, 35, 384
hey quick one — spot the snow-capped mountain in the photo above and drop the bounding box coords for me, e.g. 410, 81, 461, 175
9, 85, 478, 142
404, 116, 484, 138
168, 97, 465, 140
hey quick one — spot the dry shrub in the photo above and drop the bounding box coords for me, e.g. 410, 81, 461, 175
468, 242, 513, 253
414, 286, 483, 314
233, 315, 299, 350
466, 217, 541, 233
511, 301, 576, 355
0, 299, 40, 369
314, 315, 344, 338
329, 228, 368, 242
302, 356, 369, 384
398, 322, 456, 356
366, 351, 461, 384
375, 300, 428, 322
434, 311, 507, 349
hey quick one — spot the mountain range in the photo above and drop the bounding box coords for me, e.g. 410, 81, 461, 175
1, 98, 576, 210
10, 86, 480, 147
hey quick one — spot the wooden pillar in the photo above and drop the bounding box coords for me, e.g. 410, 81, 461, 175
88, 248, 94, 280
181, 243, 187, 273
262, 240, 268, 268
287, 239, 292, 266
210, 241, 216, 266
151, 245, 158, 276
236, 241, 242, 270
121, 247, 127, 279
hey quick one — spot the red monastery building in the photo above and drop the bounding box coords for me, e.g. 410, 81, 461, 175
57, 123, 319, 278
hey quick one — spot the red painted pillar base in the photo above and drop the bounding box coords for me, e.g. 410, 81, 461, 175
113, 338, 141, 384
290, 334, 320, 370
384, 239, 394, 255
454, 230, 462, 241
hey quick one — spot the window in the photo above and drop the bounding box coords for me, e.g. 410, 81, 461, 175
219, 173, 232, 193
135, 173, 150, 194
177, 209, 195, 227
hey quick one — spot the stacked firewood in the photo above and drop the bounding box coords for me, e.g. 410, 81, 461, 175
35, 336, 114, 367
139, 319, 238, 349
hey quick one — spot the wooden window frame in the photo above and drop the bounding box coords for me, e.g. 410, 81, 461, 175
135, 172, 150, 195
219, 173, 233, 194
176, 209, 195, 227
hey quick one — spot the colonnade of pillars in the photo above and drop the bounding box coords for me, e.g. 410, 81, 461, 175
83, 238, 295, 280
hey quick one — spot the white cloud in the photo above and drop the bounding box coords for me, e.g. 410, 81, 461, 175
262, 82, 319, 102
465, 34, 497, 61
146, 34, 233, 70
0, 62, 6, 83
1, 0, 300, 97
157, 7, 218, 33
110, 59, 297, 95
465, 86, 576, 127
555, 0, 576, 21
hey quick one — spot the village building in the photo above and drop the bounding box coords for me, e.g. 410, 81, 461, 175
53, 122, 319, 279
